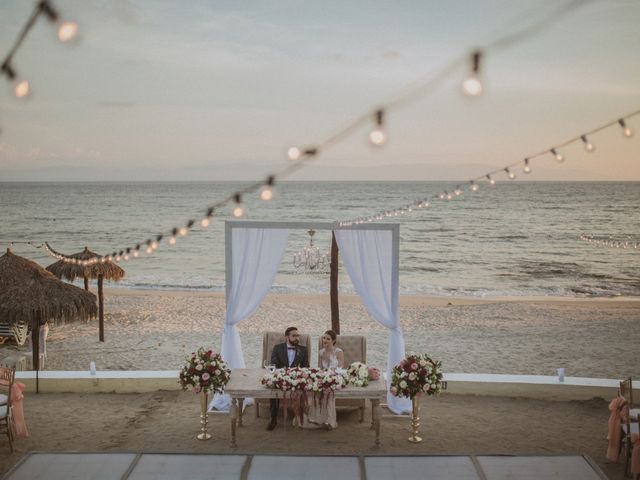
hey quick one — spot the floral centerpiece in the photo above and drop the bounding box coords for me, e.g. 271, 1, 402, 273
178, 347, 231, 394
261, 367, 346, 423
345, 362, 380, 387
261, 367, 346, 393
390, 353, 443, 399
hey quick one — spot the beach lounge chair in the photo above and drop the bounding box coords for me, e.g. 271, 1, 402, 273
318, 334, 367, 422
0, 366, 15, 452
0, 319, 30, 346
255, 331, 311, 418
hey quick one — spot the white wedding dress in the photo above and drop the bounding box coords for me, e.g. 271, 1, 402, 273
298, 347, 342, 429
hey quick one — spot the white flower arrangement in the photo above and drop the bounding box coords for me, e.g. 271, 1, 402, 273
346, 361, 370, 387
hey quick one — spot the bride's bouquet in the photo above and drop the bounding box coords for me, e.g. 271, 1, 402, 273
390, 353, 443, 399
346, 362, 372, 387
178, 347, 231, 395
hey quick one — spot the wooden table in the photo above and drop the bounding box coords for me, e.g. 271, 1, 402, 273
224, 368, 387, 448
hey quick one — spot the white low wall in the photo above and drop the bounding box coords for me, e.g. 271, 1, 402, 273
15, 371, 635, 401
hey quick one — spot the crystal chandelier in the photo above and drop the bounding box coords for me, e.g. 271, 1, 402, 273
293, 229, 330, 273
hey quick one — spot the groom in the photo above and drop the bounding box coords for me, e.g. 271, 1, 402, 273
267, 326, 309, 430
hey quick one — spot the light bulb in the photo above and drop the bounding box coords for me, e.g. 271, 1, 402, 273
260, 186, 273, 201
201, 217, 210, 228
369, 128, 386, 146
462, 75, 482, 96
523, 159, 531, 174
14, 79, 30, 99
287, 147, 301, 161
439, 193, 445, 200
446, 192, 453, 200
233, 205, 245, 218
550, 148, 564, 162
115, 255, 121, 262
57, 21, 78, 42
179, 227, 188, 236
619, 119, 634, 138
146, 246, 152, 254
169, 236, 177, 245
133, 250, 139, 258
123, 254, 129, 261
581, 135, 595, 152
151, 241, 158, 250
454, 188, 462, 196
486, 174, 496, 186
505, 168, 516, 180
470, 181, 479, 192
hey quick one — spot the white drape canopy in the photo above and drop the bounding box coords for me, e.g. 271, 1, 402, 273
211, 227, 289, 411
214, 222, 409, 415
334, 229, 411, 414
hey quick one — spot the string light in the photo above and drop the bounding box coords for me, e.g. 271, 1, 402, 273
581, 135, 595, 152
1, 1, 78, 101
260, 176, 275, 201
232, 193, 245, 218
336, 110, 639, 227
550, 148, 564, 162
368, 109, 386, 146
462, 50, 483, 97
287, 147, 301, 161
580, 235, 639, 251
618, 119, 634, 138
178, 226, 188, 237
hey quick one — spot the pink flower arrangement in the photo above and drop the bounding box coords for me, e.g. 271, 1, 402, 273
179, 347, 231, 395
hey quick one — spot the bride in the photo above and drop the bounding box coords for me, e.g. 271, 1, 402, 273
298, 330, 343, 429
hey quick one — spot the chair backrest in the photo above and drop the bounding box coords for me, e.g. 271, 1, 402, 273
262, 331, 311, 367
0, 366, 16, 405
317, 335, 366, 368
620, 377, 633, 407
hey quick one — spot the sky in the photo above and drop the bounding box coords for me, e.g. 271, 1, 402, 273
0, 0, 639, 181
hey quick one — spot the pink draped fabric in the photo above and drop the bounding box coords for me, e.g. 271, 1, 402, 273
11, 382, 28, 438
631, 433, 640, 477
607, 396, 628, 462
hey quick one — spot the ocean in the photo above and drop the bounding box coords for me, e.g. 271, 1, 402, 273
1, 181, 639, 298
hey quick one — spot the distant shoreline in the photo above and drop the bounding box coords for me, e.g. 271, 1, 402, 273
104, 287, 640, 308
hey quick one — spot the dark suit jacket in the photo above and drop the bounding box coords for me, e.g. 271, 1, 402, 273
270, 342, 309, 368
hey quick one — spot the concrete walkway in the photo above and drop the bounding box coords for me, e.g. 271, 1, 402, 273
2, 453, 608, 480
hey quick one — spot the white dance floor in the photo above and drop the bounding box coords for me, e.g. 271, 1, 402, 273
3, 453, 608, 480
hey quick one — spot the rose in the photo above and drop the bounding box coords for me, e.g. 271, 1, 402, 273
410, 363, 418, 371
202, 372, 210, 381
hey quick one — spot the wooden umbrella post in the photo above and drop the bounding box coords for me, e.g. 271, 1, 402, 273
84, 276, 89, 291
330, 231, 340, 334
98, 274, 104, 342
32, 322, 40, 393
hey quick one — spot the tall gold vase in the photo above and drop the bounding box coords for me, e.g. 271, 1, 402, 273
408, 394, 422, 443
197, 390, 212, 440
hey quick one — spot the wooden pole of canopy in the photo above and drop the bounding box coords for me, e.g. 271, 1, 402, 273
31, 323, 40, 393
83, 276, 89, 291
98, 274, 104, 342
330, 231, 340, 334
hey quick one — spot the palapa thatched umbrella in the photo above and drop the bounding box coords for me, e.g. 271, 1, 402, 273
0, 249, 97, 391
46, 246, 124, 342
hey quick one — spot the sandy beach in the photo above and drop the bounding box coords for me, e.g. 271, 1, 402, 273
1, 288, 637, 378
0, 390, 628, 479
1, 289, 638, 478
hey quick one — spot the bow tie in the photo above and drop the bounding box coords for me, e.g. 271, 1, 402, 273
287, 347, 296, 350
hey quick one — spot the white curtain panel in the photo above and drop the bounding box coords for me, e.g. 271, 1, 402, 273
334, 228, 411, 414
211, 227, 289, 411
